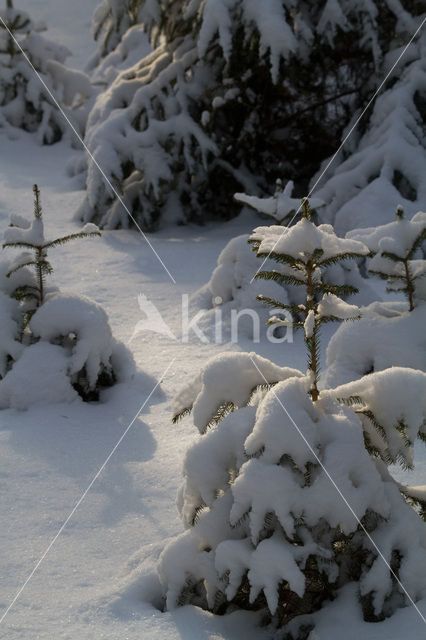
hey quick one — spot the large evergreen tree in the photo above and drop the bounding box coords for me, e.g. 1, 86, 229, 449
80, 0, 419, 230
315, 25, 426, 233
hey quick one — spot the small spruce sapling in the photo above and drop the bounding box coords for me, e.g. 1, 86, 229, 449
0, 185, 131, 404
249, 198, 369, 401
3, 184, 100, 328
348, 206, 426, 311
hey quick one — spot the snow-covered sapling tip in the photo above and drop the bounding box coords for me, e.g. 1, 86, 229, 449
249, 198, 370, 401
0, 0, 29, 58
366, 207, 426, 312
234, 181, 325, 226
2, 184, 100, 324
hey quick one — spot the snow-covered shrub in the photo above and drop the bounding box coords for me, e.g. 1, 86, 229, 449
324, 207, 426, 386
158, 201, 426, 634
0, 185, 135, 405
348, 208, 426, 310
314, 26, 426, 233
80, 0, 417, 229
0, 0, 93, 143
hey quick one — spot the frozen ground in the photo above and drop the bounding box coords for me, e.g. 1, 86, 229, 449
0, 3, 425, 639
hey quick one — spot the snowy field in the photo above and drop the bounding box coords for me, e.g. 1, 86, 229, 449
0, 3, 425, 639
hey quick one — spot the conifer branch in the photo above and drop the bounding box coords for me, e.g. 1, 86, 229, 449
44, 231, 101, 249
255, 270, 306, 287
318, 252, 371, 267
172, 407, 193, 423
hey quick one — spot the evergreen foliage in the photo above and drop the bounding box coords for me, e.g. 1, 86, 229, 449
323, 208, 426, 390
348, 207, 426, 311
0, 185, 135, 403
80, 0, 419, 230
158, 199, 426, 636
315, 26, 426, 233
3, 184, 100, 325
249, 198, 369, 400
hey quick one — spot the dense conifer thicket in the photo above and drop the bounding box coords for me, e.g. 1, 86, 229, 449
79, 0, 425, 230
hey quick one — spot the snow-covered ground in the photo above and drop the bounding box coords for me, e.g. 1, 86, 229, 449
0, 3, 425, 639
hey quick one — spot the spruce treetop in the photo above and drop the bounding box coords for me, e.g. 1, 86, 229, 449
2, 184, 100, 312
249, 198, 370, 400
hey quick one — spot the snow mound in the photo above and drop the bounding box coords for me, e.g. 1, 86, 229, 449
31, 293, 115, 388
324, 303, 426, 387
0, 341, 78, 410
173, 351, 302, 432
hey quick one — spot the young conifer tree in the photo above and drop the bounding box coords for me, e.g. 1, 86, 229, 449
0, 185, 137, 405
158, 200, 426, 636
348, 207, 426, 311
3, 184, 100, 327
249, 198, 368, 400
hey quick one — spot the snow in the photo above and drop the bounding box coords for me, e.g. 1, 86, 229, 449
304, 309, 315, 337
325, 303, 426, 387
173, 351, 302, 433
191, 232, 291, 340
3, 215, 45, 246
0, 2, 425, 639
317, 293, 360, 320
235, 180, 324, 224
325, 367, 426, 469
250, 218, 370, 261
347, 210, 426, 252
31, 292, 132, 388
0, 341, 78, 409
